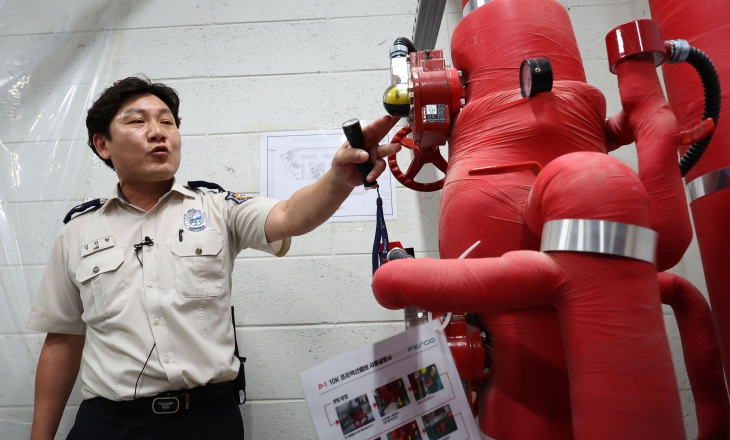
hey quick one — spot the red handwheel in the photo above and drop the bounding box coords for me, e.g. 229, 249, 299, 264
388, 126, 448, 192
353, 411, 368, 428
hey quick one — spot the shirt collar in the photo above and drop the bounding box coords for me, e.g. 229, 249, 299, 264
101, 177, 197, 212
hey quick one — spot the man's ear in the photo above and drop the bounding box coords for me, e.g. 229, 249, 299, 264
93, 134, 111, 160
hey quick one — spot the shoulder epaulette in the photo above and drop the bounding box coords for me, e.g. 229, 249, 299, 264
63, 198, 107, 224
188, 180, 226, 193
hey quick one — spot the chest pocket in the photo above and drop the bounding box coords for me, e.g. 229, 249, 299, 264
76, 247, 126, 324
171, 231, 225, 297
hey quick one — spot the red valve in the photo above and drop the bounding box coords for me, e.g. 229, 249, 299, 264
605, 19, 667, 74
388, 126, 448, 192
352, 411, 368, 428
679, 118, 716, 146
444, 315, 488, 417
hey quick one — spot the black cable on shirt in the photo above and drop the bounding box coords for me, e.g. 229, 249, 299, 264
133, 343, 156, 400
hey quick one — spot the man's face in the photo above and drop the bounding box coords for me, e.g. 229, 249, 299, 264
94, 93, 181, 184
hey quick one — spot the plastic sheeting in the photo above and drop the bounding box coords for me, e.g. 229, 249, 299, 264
0, 1, 117, 435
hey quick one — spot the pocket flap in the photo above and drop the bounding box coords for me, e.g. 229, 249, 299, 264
76, 247, 125, 283
171, 232, 223, 257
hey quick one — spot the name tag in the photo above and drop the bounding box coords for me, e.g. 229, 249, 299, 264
80, 236, 115, 257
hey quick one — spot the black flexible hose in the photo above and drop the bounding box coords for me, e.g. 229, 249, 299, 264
393, 37, 416, 54
678, 47, 722, 177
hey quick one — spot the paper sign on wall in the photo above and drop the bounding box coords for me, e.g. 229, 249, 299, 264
260, 130, 398, 222
299, 322, 481, 440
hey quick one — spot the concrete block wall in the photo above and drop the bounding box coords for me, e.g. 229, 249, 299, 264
0, 0, 707, 438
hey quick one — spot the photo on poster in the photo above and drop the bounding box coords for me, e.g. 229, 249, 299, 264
373, 378, 411, 417
335, 394, 375, 435
386, 421, 423, 440
407, 364, 444, 401
422, 404, 459, 440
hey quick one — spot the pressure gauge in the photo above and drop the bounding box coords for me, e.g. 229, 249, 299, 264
519, 57, 553, 98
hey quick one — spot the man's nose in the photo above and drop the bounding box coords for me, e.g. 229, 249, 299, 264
148, 122, 167, 142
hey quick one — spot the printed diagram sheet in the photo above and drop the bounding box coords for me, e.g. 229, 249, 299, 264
300, 322, 481, 440
260, 130, 397, 222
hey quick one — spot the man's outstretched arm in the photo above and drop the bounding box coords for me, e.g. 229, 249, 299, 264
30, 333, 85, 440
265, 115, 400, 242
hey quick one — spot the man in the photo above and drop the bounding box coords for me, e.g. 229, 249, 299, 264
26, 76, 400, 439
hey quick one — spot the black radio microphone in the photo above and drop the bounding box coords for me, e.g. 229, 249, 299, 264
134, 236, 155, 267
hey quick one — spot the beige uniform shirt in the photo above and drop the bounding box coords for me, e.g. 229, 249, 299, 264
27, 178, 291, 401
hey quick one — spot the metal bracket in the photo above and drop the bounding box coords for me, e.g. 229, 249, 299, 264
412, 0, 448, 51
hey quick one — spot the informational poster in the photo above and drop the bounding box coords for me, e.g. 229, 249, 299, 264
299, 322, 481, 440
260, 130, 398, 222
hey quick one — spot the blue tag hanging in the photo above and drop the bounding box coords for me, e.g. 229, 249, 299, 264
372, 188, 389, 275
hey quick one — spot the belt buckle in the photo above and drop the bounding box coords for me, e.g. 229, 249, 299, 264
152, 396, 180, 414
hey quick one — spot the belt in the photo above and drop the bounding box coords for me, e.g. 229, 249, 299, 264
88, 381, 234, 414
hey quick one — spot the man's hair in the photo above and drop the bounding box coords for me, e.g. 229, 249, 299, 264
86, 76, 182, 170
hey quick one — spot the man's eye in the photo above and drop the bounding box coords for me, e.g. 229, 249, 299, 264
130, 119, 144, 124
161, 120, 174, 125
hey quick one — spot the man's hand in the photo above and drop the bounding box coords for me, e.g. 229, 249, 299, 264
330, 115, 402, 187
264, 115, 401, 243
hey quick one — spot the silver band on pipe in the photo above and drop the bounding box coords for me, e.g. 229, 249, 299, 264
541, 219, 658, 264
686, 166, 730, 202
462, 0, 491, 17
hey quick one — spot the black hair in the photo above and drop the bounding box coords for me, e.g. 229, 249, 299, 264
86, 76, 181, 170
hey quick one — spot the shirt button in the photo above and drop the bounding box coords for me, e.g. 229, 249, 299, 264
164, 356, 170, 363
92, 266, 99, 274
154, 318, 160, 325
195, 248, 202, 255
148, 282, 153, 287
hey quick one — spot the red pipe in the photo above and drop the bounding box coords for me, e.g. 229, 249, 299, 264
614, 59, 693, 270
374, 153, 685, 439
648, 0, 730, 395
605, 25, 693, 271
444, 1, 608, 436
452, 0, 586, 101
605, 110, 633, 152
658, 272, 730, 440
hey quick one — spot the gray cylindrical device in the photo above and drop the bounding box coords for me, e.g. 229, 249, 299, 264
385, 247, 428, 328
386, 247, 413, 261
342, 119, 377, 189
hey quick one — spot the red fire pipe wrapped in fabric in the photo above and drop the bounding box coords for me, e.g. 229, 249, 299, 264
647, 0, 730, 394
454, 0, 587, 102
658, 272, 730, 440
444, 1, 606, 437
374, 153, 685, 439
609, 53, 692, 271
386, 0, 715, 436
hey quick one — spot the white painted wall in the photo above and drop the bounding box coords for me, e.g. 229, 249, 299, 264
0, 0, 706, 438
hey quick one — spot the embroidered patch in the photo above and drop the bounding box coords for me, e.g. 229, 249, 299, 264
225, 191, 252, 205
184, 208, 207, 232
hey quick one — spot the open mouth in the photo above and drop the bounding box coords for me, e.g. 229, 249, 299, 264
151, 146, 169, 155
